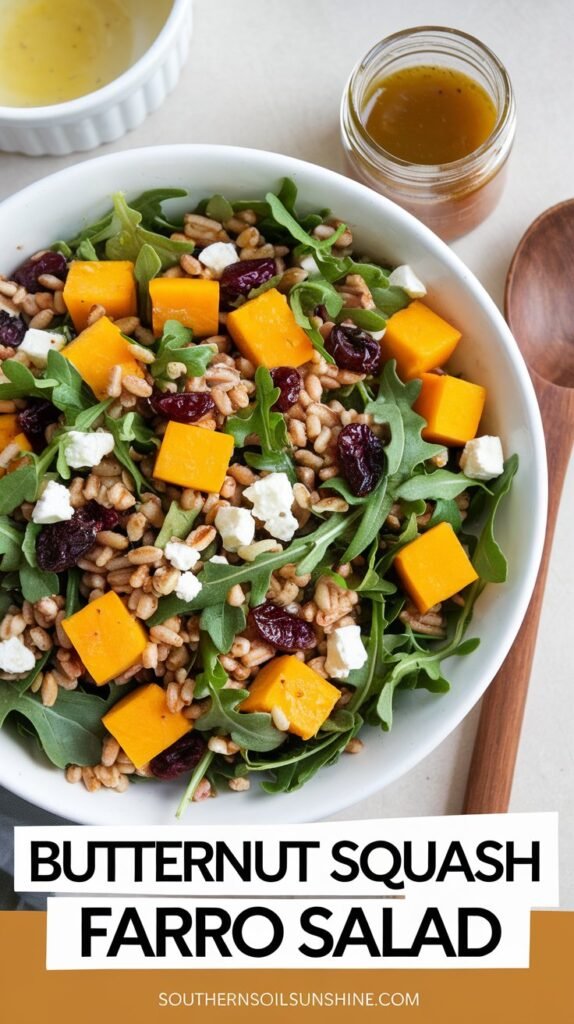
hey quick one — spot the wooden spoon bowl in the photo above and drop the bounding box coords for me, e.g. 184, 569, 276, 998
464, 199, 574, 814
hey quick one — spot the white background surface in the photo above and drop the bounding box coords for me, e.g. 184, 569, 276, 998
0, 0, 571, 905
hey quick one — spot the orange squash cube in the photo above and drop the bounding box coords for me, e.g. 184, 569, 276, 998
62, 316, 145, 399
414, 372, 486, 445
394, 522, 478, 614
240, 654, 339, 741
149, 278, 220, 338
153, 422, 234, 493
227, 288, 314, 368
0, 417, 32, 477
63, 260, 137, 332
62, 591, 148, 686
102, 683, 192, 768
380, 300, 462, 380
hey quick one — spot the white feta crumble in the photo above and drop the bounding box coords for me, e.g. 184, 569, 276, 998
325, 625, 368, 680
32, 480, 74, 524
19, 328, 66, 367
215, 506, 255, 552
198, 242, 239, 277
175, 572, 203, 603
164, 541, 201, 572
0, 636, 36, 674
64, 430, 115, 470
243, 472, 298, 542
298, 253, 320, 275
209, 555, 229, 564
388, 265, 427, 298
460, 436, 504, 481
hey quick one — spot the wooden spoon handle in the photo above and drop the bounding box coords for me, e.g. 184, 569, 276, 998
464, 380, 573, 814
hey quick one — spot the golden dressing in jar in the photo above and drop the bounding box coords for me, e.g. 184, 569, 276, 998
0, 0, 172, 108
364, 65, 497, 165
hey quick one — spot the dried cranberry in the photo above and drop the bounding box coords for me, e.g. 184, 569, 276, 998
18, 399, 60, 452
270, 367, 302, 412
12, 251, 68, 294
220, 257, 276, 298
325, 324, 382, 375
150, 390, 215, 423
0, 310, 26, 348
150, 731, 207, 780
36, 501, 119, 573
249, 601, 317, 652
337, 423, 385, 497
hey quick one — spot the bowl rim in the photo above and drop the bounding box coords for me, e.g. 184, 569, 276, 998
0, 0, 190, 122
0, 143, 548, 823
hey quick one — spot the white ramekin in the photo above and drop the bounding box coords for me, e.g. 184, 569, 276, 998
0, 0, 193, 157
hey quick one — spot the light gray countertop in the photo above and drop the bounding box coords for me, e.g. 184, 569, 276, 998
0, 0, 571, 908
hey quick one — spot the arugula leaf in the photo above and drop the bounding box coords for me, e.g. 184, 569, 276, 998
0, 462, 39, 516
204, 194, 234, 223
244, 716, 361, 794
19, 522, 59, 601
155, 502, 199, 549
340, 474, 392, 564
193, 635, 283, 752
288, 279, 339, 363
45, 350, 95, 421
151, 320, 213, 385
338, 307, 387, 332
428, 498, 463, 532
65, 567, 82, 617
134, 243, 162, 324
104, 193, 194, 269
470, 455, 518, 583
130, 188, 188, 233
0, 360, 56, 401
76, 238, 98, 261
0, 684, 119, 768
176, 747, 214, 819
149, 511, 355, 622
371, 285, 410, 317
346, 600, 386, 711
103, 415, 154, 496
0, 517, 24, 572
265, 191, 346, 252
395, 469, 489, 502
199, 604, 246, 654
367, 361, 443, 479
226, 366, 294, 481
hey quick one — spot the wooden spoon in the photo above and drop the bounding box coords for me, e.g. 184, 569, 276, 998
464, 199, 574, 814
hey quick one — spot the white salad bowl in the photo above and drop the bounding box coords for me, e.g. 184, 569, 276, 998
0, 145, 546, 825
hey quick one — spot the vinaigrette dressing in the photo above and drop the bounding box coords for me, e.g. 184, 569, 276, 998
364, 65, 497, 165
0, 0, 172, 107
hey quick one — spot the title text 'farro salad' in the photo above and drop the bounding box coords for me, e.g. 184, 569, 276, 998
0, 181, 516, 815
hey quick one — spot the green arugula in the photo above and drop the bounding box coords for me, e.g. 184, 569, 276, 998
0, 517, 24, 572
104, 193, 195, 269
226, 366, 295, 479
103, 413, 156, 497
19, 522, 59, 602
134, 243, 162, 324
155, 502, 199, 549
199, 603, 247, 655
395, 469, 490, 502
468, 456, 518, 583
151, 320, 214, 385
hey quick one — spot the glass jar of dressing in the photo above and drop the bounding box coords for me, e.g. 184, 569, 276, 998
340, 27, 516, 241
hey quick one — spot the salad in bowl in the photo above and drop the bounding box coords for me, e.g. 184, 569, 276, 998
0, 170, 520, 818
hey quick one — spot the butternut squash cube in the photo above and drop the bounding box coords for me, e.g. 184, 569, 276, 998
0, 417, 32, 477
102, 683, 192, 769
63, 260, 137, 332
62, 315, 145, 399
380, 300, 462, 379
62, 591, 148, 686
227, 287, 314, 368
240, 654, 339, 741
414, 372, 486, 445
394, 522, 478, 614
149, 278, 220, 338
154, 421, 234, 493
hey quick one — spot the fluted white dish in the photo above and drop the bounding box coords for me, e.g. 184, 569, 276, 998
0, 0, 192, 156
0, 145, 546, 824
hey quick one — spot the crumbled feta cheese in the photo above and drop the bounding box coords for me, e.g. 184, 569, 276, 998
175, 571, 203, 603
209, 555, 229, 564
64, 430, 115, 470
32, 480, 74, 524
0, 636, 36, 674
198, 242, 239, 277
215, 506, 255, 552
165, 541, 201, 572
460, 436, 504, 481
325, 625, 368, 680
20, 328, 66, 367
243, 472, 298, 541
388, 265, 427, 298
298, 254, 320, 275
